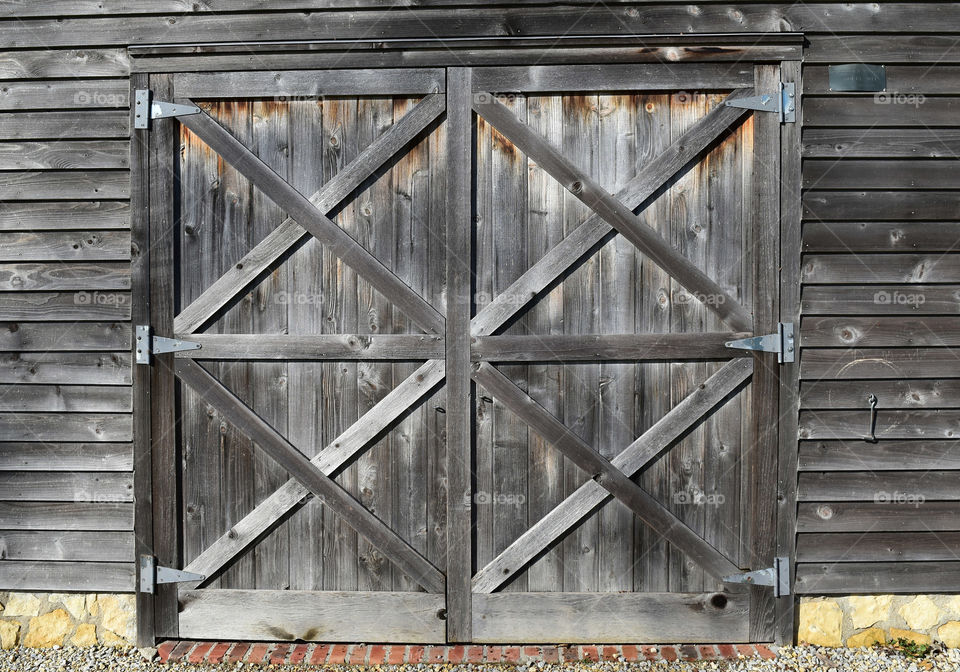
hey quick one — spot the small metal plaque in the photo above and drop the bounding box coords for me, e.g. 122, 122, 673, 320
828, 64, 886, 92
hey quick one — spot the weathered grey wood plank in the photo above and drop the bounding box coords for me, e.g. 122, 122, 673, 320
0, 322, 128, 351
472, 592, 748, 643
0, 201, 128, 230
799, 410, 960, 441
0, 141, 129, 170
801, 348, 960, 380
0, 231, 130, 261
804, 160, 960, 190
800, 316, 960, 348
471, 64, 752, 92
0, 171, 129, 200
0, 353, 130, 385
0, 530, 133, 562
0, 471, 132, 501
175, 358, 444, 593
472, 358, 752, 593
0, 49, 129, 78
803, 129, 960, 159
0, 501, 133, 531
804, 222, 960, 251
178, 590, 444, 642
795, 562, 960, 594
0, 293, 130, 321
472, 361, 741, 582
473, 92, 752, 333
801, 380, 960, 410
0, 561, 134, 592
471, 333, 748, 361
802, 254, 960, 284
0, 386, 131, 412
0, 111, 128, 138
798, 533, 960, 562
805, 97, 960, 127
0, 79, 129, 110
804, 193, 960, 221
445, 66, 472, 641
0, 413, 132, 442
470, 90, 752, 337
0, 441, 132, 469
180, 334, 443, 360
1, 6, 956, 48
802, 285, 960, 315
797, 502, 960, 533
174, 69, 444, 98
0, 262, 130, 291
799, 440, 960, 471
807, 35, 960, 63
798, 471, 960, 501
173, 93, 445, 334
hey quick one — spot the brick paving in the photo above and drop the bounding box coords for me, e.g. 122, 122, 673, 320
158, 641, 779, 665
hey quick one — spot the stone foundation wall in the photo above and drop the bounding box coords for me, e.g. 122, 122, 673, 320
0, 592, 135, 649
799, 595, 960, 648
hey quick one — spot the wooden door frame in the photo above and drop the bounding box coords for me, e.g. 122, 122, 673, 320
130, 41, 804, 648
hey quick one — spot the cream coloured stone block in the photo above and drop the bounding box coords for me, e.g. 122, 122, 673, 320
899, 595, 941, 631
799, 599, 844, 647
848, 595, 894, 629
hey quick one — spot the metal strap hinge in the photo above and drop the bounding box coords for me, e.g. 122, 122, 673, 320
723, 556, 791, 597
134, 89, 201, 130
724, 81, 796, 123
135, 325, 201, 365
725, 322, 795, 363
139, 555, 205, 594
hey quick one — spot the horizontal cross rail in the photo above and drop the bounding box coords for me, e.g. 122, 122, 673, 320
471, 333, 751, 361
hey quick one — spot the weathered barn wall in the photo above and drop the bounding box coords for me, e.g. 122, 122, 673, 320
0, 3, 957, 602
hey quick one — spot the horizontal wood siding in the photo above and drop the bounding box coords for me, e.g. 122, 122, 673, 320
0, 3, 954, 598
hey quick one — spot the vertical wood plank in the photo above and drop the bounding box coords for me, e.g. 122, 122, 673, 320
775, 59, 802, 646
597, 93, 636, 592
250, 99, 291, 591
322, 97, 360, 592
524, 93, 565, 592
446, 66, 473, 641
668, 91, 708, 593
147, 72, 179, 637
130, 71, 154, 648
634, 93, 672, 593
286, 97, 325, 591
561, 94, 600, 593
491, 92, 528, 593
747, 64, 782, 642
702, 92, 745, 592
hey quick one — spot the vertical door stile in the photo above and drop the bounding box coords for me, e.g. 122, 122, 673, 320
747, 64, 783, 642
445, 67, 474, 643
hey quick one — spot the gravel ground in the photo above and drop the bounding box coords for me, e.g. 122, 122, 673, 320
0, 646, 958, 672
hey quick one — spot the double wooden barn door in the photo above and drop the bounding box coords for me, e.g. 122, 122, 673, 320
134, 60, 799, 645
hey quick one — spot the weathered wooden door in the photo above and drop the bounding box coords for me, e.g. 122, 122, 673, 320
135, 61, 797, 644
